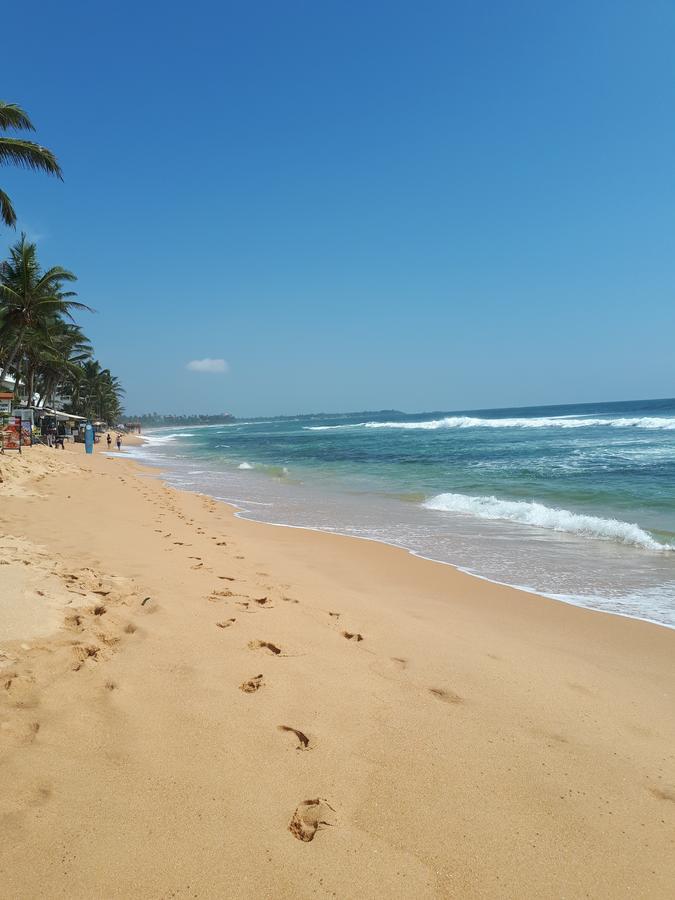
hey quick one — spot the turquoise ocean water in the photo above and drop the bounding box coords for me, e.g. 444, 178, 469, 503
130, 398, 675, 628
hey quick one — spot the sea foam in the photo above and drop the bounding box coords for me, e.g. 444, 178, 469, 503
140, 431, 195, 445
423, 492, 671, 551
305, 415, 675, 431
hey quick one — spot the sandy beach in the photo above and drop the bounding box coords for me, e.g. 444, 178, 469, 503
0, 442, 673, 898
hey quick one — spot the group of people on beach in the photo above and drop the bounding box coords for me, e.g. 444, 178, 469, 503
42, 422, 122, 453
42, 421, 66, 449
106, 432, 122, 452
41, 422, 123, 452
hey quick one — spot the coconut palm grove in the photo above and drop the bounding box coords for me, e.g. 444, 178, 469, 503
0, 99, 124, 425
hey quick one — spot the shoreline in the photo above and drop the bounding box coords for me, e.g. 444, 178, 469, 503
129, 438, 675, 632
1, 444, 674, 897
231, 512, 675, 632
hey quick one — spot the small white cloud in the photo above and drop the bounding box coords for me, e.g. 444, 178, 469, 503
186, 358, 229, 374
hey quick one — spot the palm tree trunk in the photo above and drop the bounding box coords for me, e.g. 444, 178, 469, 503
15, 361, 25, 405
27, 367, 35, 407
0, 326, 28, 387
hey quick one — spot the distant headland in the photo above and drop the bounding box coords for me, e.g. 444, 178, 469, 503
127, 413, 235, 428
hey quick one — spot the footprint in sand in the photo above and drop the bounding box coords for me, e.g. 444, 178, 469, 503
21, 721, 41, 744
648, 785, 675, 802
3, 673, 39, 709
72, 644, 101, 670
28, 784, 53, 808
568, 682, 593, 696
341, 631, 363, 642
239, 674, 264, 693
370, 655, 410, 683
216, 618, 236, 629
65, 613, 84, 632
429, 687, 463, 705
253, 597, 273, 608
278, 725, 312, 750
288, 799, 335, 842
248, 640, 282, 655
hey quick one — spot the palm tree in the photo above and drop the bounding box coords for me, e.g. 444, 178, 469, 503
0, 238, 125, 425
0, 234, 90, 386
0, 102, 62, 227
68, 358, 124, 423
26, 320, 92, 408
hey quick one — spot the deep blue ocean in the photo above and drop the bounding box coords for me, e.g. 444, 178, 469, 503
130, 397, 675, 628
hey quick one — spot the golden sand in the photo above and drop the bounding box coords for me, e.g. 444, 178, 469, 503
0, 443, 673, 897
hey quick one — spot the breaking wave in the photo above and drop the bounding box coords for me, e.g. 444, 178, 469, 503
238, 462, 254, 469
305, 415, 675, 431
140, 431, 196, 445
422, 492, 672, 551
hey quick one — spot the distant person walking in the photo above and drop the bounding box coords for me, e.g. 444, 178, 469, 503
116, 434, 122, 452
106, 433, 112, 450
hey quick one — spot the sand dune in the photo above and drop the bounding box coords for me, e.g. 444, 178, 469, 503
0, 445, 673, 898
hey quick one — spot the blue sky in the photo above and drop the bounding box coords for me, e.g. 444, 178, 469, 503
2, 0, 674, 416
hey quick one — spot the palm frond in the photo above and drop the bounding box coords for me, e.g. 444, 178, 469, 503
0, 102, 35, 132
0, 139, 62, 178
0, 282, 20, 304
38, 266, 77, 285
59, 300, 96, 316
0, 187, 17, 226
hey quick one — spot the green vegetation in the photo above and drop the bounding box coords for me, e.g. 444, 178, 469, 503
0, 235, 124, 423
0, 101, 62, 227
0, 100, 124, 424
126, 413, 234, 427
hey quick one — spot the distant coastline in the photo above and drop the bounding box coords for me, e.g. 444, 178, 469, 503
131, 396, 675, 427
127, 413, 235, 428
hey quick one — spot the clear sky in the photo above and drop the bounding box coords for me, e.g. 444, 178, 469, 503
2, 0, 674, 416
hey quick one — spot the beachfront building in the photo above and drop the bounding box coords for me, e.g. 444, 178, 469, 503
8, 405, 87, 442
0, 391, 13, 416
0, 374, 28, 404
